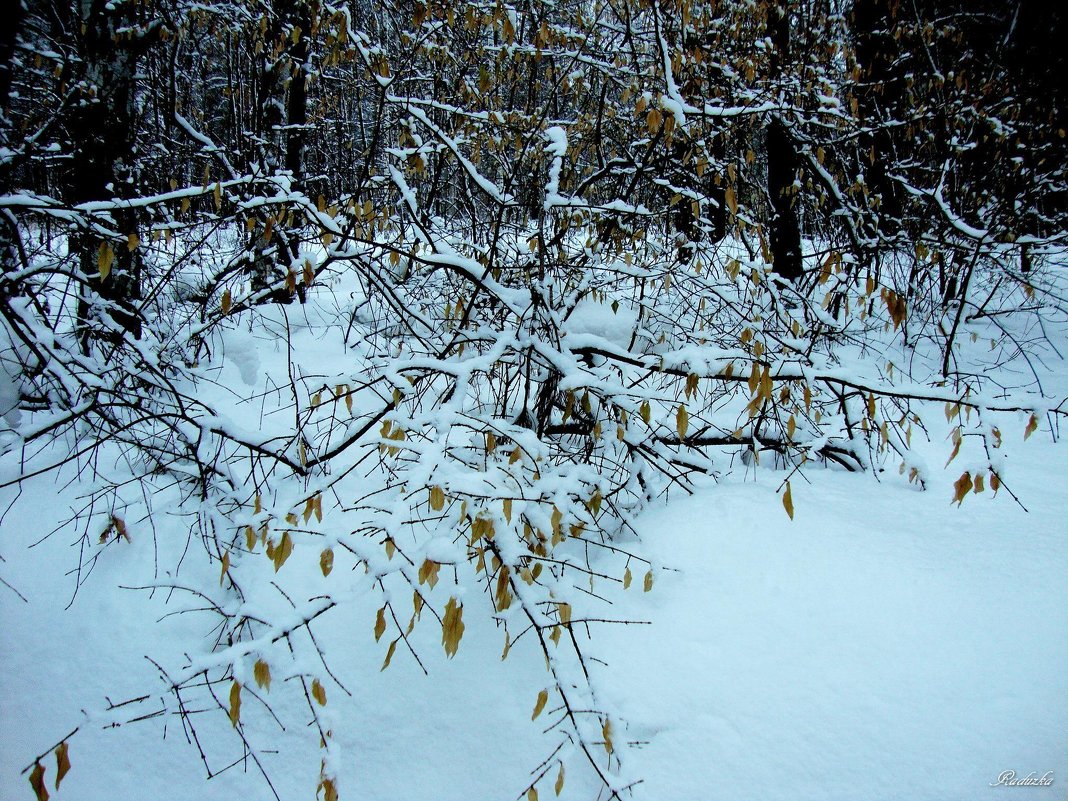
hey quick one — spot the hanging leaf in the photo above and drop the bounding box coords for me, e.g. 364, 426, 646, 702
532, 689, 548, 720
254, 659, 271, 691
952, 472, 972, 506
527, 787, 538, 801
725, 186, 738, 216
418, 559, 440, 588
320, 548, 333, 576
643, 569, 654, 592
441, 597, 465, 657
97, 242, 114, 280
54, 742, 70, 791
374, 606, 387, 642
783, 481, 794, 520
228, 681, 241, 727
602, 718, 614, 754
555, 763, 565, 796
319, 777, 339, 801
272, 531, 293, 571
676, 404, 689, 440
29, 762, 47, 801
557, 602, 572, 625
623, 566, 632, 589
221, 289, 232, 315
311, 678, 327, 706
219, 551, 230, 586
381, 639, 398, 671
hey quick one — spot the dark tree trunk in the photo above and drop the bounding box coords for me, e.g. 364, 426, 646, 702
64, 0, 157, 346
249, 0, 314, 304
0, 2, 25, 278
767, 2, 803, 282
0, 0, 23, 119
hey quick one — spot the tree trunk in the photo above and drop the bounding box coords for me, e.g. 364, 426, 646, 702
767, 2, 803, 282
66, 0, 154, 346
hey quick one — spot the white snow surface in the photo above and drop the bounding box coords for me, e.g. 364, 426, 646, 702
2, 436, 1065, 800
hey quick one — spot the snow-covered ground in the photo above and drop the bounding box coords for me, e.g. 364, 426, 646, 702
3, 424, 1065, 801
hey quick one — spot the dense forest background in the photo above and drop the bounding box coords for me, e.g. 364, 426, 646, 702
1, 0, 1066, 798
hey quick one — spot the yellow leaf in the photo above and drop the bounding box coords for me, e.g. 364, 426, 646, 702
640, 400, 651, 424
676, 404, 689, 440
783, 481, 794, 520
110, 515, 130, 542
311, 678, 327, 706
127, 232, 140, 251
503, 497, 512, 523
532, 689, 548, 720
952, 472, 972, 506
623, 567, 632, 589
646, 107, 662, 132
441, 597, 465, 657
429, 486, 445, 511
320, 548, 333, 576
221, 289, 232, 315
555, 763, 564, 796
374, 606, 387, 642
219, 551, 230, 586
643, 569, 654, 592
228, 681, 241, 727
319, 777, 339, 801
254, 659, 271, 691
1025, 414, 1038, 440
272, 531, 293, 571
213, 182, 222, 210
527, 788, 538, 801
418, 558, 440, 588
381, 639, 397, 671
725, 186, 738, 216
29, 762, 48, 801
97, 242, 113, 280
54, 742, 70, 791
602, 718, 614, 754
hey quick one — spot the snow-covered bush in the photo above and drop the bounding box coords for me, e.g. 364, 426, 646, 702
1, 0, 1065, 798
